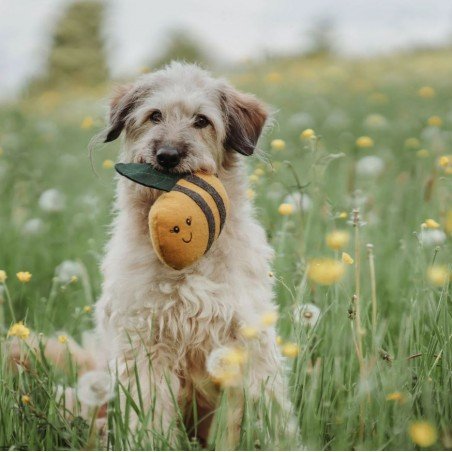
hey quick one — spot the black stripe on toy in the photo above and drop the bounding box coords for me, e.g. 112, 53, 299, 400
173, 185, 215, 253
185, 174, 226, 232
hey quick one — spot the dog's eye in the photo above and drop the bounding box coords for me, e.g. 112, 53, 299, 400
186, 217, 192, 226
150, 110, 163, 124
170, 226, 180, 233
193, 114, 210, 129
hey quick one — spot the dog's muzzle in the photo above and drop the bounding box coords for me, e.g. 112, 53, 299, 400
156, 146, 181, 169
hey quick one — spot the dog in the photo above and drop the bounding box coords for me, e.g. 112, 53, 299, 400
9, 62, 297, 448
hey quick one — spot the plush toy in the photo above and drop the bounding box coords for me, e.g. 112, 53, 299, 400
115, 163, 230, 270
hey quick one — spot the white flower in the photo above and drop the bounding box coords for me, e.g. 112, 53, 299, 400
59, 154, 78, 168
283, 192, 312, 212
77, 371, 114, 407
206, 346, 245, 387
288, 112, 314, 128
364, 114, 388, 130
421, 229, 447, 247
356, 156, 384, 177
39, 189, 66, 212
56, 260, 83, 284
22, 218, 45, 235
324, 110, 350, 129
293, 303, 321, 327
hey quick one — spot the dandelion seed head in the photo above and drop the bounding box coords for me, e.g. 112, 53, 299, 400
77, 371, 114, 407
293, 303, 321, 327
22, 218, 45, 236
56, 260, 83, 285
39, 189, 66, 213
356, 156, 385, 177
206, 346, 245, 387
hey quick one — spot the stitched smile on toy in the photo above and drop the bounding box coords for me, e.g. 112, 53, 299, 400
182, 232, 193, 243
170, 217, 193, 244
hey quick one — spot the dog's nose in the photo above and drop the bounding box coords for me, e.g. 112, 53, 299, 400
156, 147, 181, 169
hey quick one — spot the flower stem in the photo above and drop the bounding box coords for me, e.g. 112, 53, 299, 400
367, 244, 378, 343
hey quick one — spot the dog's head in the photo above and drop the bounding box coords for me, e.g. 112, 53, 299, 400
103, 62, 268, 175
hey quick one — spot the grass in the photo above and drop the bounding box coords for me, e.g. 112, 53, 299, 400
0, 50, 451, 450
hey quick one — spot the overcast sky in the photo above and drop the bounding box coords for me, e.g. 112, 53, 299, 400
1, 0, 452, 98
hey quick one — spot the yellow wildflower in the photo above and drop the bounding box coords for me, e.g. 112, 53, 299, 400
102, 159, 114, 169
80, 116, 94, 129
424, 219, 439, 229
342, 252, 354, 265
206, 346, 247, 387
83, 305, 93, 314
246, 189, 255, 200
418, 86, 435, 98
427, 115, 442, 127
21, 395, 31, 405
276, 336, 283, 345
300, 128, 315, 140
58, 335, 68, 344
438, 156, 449, 167
261, 311, 278, 327
282, 342, 299, 358
417, 149, 430, 158
405, 137, 420, 149
356, 136, 374, 148
386, 392, 406, 403
338, 211, 348, 219
409, 421, 437, 447
427, 265, 450, 286
241, 325, 259, 339
0, 270, 7, 283
70, 275, 78, 283
254, 168, 265, 177
308, 258, 345, 285
326, 230, 350, 250
271, 139, 286, 151
16, 271, 32, 283
249, 174, 259, 183
266, 72, 282, 83
278, 203, 294, 216
8, 322, 30, 340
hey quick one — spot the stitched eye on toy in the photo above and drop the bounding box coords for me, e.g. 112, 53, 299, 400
186, 217, 192, 226
150, 110, 163, 124
170, 226, 180, 233
193, 114, 210, 129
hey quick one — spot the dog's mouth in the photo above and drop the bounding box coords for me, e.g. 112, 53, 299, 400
182, 232, 193, 243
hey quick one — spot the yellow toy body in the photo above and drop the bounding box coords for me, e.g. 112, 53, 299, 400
149, 173, 230, 270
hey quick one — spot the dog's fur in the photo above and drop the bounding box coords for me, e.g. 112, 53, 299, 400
9, 62, 295, 447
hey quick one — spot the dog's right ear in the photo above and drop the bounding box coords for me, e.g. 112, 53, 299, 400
104, 84, 142, 143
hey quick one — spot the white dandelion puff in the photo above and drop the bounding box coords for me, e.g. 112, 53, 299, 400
421, 229, 447, 247
77, 371, 115, 407
22, 218, 45, 236
206, 346, 245, 387
56, 260, 83, 284
39, 189, 66, 212
293, 303, 321, 327
283, 192, 312, 212
356, 156, 385, 177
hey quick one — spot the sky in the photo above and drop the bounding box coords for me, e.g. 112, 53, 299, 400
0, 0, 451, 98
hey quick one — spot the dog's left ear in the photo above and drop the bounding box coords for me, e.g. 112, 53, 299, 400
220, 85, 269, 156
104, 84, 144, 143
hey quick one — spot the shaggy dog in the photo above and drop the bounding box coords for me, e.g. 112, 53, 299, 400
10, 62, 296, 448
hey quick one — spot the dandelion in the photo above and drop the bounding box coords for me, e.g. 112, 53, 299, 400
282, 342, 299, 358
39, 189, 66, 212
420, 229, 446, 247
206, 346, 246, 387
261, 311, 278, 327
293, 303, 321, 327
241, 325, 259, 339
8, 322, 30, 340
246, 189, 255, 200
300, 128, 315, 140
438, 156, 449, 167
22, 218, 45, 236
58, 335, 68, 344
271, 139, 286, 151
424, 218, 440, 229
356, 136, 374, 148
21, 395, 31, 405
276, 336, 283, 345
338, 211, 348, 219
409, 421, 438, 447
77, 371, 115, 407
427, 115, 442, 127
405, 137, 420, 149
278, 203, 294, 216
386, 392, 406, 403
418, 86, 435, 98
326, 230, 350, 250
254, 168, 265, 177
364, 113, 387, 129
56, 260, 83, 284
427, 265, 450, 286
16, 271, 32, 283
102, 159, 114, 169
83, 306, 93, 314
70, 275, 78, 283
266, 72, 282, 83
356, 156, 384, 177
308, 258, 345, 285
342, 252, 354, 265
0, 270, 7, 283
80, 116, 94, 129
249, 174, 259, 183
283, 192, 312, 212
417, 149, 430, 158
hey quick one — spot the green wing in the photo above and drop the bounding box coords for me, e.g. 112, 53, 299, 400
115, 163, 184, 192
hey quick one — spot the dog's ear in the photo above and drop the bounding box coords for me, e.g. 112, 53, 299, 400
104, 84, 144, 143
220, 85, 268, 156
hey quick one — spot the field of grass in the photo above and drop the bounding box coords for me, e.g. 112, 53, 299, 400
0, 51, 451, 450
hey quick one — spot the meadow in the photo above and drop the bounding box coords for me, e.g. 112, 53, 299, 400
0, 50, 451, 450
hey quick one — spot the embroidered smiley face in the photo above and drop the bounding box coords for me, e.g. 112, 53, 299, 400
170, 217, 193, 243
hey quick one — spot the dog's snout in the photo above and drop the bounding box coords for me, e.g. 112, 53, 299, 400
156, 147, 181, 169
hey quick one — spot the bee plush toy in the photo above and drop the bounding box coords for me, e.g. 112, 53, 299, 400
115, 163, 230, 270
